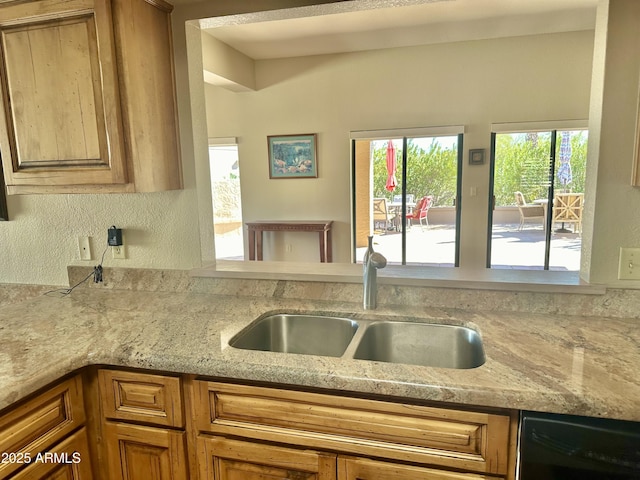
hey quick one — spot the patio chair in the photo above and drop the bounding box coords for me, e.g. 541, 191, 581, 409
553, 192, 584, 233
406, 195, 432, 229
514, 191, 545, 231
372, 198, 395, 233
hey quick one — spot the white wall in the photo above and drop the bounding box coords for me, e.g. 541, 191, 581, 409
582, 0, 640, 286
204, 31, 594, 264
0, 191, 201, 285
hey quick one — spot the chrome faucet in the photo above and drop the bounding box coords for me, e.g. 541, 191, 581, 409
363, 236, 387, 310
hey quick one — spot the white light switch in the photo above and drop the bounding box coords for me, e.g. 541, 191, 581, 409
618, 248, 640, 280
78, 236, 92, 261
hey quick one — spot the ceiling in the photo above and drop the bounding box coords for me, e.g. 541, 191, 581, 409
194, 0, 599, 60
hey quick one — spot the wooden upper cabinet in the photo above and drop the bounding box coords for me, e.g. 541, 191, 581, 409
111, 0, 181, 193
0, 0, 181, 194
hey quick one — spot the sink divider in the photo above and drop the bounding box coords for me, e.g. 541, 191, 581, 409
340, 320, 374, 360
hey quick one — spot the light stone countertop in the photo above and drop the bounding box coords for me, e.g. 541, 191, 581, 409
0, 287, 639, 422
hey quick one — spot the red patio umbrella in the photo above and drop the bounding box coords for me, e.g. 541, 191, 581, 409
385, 140, 397, 192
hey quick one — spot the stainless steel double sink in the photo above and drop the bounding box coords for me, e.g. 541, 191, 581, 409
229, 314, 485, 369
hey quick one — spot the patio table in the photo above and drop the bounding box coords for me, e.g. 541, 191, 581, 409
388, 201, 416, 230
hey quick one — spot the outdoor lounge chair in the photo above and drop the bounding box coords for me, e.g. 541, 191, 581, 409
514, 191, 545, 231
406, 195, 432, 229
372, 198, 394, 232
552, 192, 584, 233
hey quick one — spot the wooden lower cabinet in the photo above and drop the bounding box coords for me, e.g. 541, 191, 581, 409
195, 382, 516, 479
197, 436, 336, 480
11, 428, 93, 480
103, 422, 188, 480
0, 375, 87, 480
338, 456, 493, 480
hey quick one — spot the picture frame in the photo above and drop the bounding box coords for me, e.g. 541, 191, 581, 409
267, 134, 318, 178
469, 148, 485, 165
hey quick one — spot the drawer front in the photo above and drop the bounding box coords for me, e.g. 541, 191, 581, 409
0, 375, 85, 479
10, 427, 93, 480
338, 456, 498, 480
196, 382, 512, 475
198, 436, 337, 480
99, 370, 183, 428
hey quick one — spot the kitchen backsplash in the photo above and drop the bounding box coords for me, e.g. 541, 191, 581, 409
48, 266, 640, 320
2, 266, 638, 319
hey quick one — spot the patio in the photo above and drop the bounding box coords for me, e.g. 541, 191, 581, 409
359, 223, 581, 271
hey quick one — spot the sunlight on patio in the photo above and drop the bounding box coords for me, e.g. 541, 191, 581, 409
358, 223, 581, 271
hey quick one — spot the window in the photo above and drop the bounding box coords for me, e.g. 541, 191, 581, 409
488, 127, 587, 271
209, 141, 244, 260
351, 127, 463, 267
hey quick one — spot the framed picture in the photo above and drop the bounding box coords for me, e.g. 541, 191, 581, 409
469, 148, 485, 165
267, 134, 317, 178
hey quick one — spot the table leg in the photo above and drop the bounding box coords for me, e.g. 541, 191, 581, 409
318, 232, 327, 263
256, 231, 263, 261
319, 231, 326, 262
248, 228, 256, 261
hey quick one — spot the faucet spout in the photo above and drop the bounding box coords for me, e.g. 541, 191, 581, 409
363, 237, 387, 310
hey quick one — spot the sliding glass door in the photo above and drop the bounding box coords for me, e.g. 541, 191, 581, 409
487, 129, 587, 271
352, 132, 462, 267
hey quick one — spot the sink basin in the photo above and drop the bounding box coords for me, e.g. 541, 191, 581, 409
230, 314, 359, 357
353, 321, 485, 369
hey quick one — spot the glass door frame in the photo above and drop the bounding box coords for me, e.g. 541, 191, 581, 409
350, 126, 464, 267
486, 121, 587, 270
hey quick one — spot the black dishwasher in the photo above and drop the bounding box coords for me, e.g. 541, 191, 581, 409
520, 411, 640, 479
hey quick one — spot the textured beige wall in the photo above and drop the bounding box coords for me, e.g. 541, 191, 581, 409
203, 31, 593, 263
582, 0, 640, 286
0, 191, 201, 286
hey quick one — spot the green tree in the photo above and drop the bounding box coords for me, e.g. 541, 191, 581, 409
373, 140, 458, 206
494, 131, 588, 206
371, 132, 587, 208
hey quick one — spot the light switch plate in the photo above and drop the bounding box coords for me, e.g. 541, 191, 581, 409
78, 236, 92, 261
618, 247, 640, 280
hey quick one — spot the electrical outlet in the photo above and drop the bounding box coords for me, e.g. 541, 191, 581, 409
112, 245, 126, 260
618, 247, 640, 280
78, 236, 92, 261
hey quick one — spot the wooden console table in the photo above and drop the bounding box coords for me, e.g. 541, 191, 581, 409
246, 220, 333, 262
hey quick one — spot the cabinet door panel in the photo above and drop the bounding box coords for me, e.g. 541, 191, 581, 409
0, 0, 127, 187
3, 17, 102, 166
0, 376, 85, 479
104, 422, 188, 480
338, 456, 494, 480
198, 436, 336, 480
11, 427, 93, 480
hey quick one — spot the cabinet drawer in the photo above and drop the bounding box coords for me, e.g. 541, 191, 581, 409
196, 382, 512, 475
10, 427, 93, 480
0, 375, 85, 479
99, 370, 183, 428
339, 456, 497, 480
198, 436, 336, 480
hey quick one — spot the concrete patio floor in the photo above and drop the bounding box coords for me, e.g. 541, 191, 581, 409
214, 222, 582, 272
359, 223, 581, 271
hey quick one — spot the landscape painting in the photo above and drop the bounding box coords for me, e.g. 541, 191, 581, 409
267, 134, 317, 178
